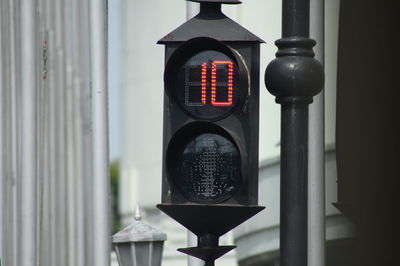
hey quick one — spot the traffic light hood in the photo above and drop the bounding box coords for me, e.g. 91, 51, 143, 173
158, 2, 264, 44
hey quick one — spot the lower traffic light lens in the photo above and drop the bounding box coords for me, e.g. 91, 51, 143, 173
174, 133, 242, 203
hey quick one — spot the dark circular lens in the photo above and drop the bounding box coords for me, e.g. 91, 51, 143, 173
175, 133, 242, 203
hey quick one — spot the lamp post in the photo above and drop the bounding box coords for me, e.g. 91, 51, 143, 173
265, 0, 324, 266
112, 207, 167, 266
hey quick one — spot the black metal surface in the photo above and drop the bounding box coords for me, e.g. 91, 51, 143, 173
282, 0, 309, 37
178, 246, 236, 261
280, 104, 309, 266
265, 0, 324, 265
157, 203, 264, 266
156, 204, 264, 237
161, 42, 261, 206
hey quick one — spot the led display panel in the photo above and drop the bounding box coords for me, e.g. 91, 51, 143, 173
171, 50, 243, 120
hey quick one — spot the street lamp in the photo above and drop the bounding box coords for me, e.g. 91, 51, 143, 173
112, 207, 167, 266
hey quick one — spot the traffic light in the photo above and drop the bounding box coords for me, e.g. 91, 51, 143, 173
157, 0, 264, 264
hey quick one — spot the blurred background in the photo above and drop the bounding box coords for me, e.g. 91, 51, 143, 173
108, 1, 344, 266
4, 0, 395, 266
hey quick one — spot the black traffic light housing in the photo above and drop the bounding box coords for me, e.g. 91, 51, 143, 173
157, 1, 264, 264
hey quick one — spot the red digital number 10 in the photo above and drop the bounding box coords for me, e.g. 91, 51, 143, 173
196, 60, 234, 107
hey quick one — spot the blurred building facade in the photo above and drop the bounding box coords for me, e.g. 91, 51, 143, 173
116, 1, 353, 266
0, 0, 110, 266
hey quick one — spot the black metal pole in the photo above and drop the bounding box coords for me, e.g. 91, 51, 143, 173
282, 0, 310, 37
265, 0, 324, 265
280, 103, 309, 266
205, 260, 215, 266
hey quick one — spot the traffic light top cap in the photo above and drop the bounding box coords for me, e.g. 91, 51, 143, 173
187, 0, 241, 4
158, 1, 264, 44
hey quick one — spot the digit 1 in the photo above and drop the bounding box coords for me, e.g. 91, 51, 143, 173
201, 62, 207, 104
211, 61, 233, 106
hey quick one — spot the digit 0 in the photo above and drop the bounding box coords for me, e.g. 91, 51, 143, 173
211, 61, 233, 106
186, 60, 234, 107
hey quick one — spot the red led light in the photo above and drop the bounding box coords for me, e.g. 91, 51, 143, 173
201, 62, 207, 104
211, 61, 233, 106
184, 58, 235, 108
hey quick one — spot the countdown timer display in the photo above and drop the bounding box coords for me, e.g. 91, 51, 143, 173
171, 50, 244, 120
174, 133, 242, 203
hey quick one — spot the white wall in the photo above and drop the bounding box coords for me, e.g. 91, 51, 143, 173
119, 0, 185, 215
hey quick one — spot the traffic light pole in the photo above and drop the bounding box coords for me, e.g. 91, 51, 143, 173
265, 0, 324, 265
